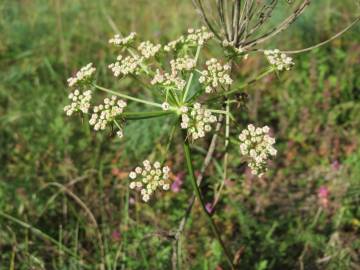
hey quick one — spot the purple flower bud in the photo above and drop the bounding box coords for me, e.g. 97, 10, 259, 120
205, 203, 213, 214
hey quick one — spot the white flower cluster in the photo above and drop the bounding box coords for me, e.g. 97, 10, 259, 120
180, 103, 217, 141
64, 89, 92, 116
239, 124, 277, 177
170, 56, 196, 72
89, 96, 127, 135
138, 41, 161, 59
129, 160, 171, 202
186, 27, 214, 46
67, 63, 96, 87
109, 32, 136, 47
151, 56, 196, 90
199, 58, 232, 93
222, 40, 248, 57
164, 27, 214, 51
109, 55, 143, 77
164, 36, 185, 52
161, 102, 170, 111
264, 49, 294, 71
151, 69, 186, 90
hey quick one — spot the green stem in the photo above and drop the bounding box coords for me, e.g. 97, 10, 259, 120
207, 67, 274, 102
223, 67, 274, 96
182, 135, 235, 269
213, 100, 230, 208
94, 84, 163, 108
182, 45, 202, 102
122, 111, 174, 120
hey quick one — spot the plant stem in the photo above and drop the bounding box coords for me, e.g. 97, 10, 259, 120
182, 45, 202, 102
207, 67, 274, 102
122, 111, 174, 120
214, 99, 230, 207
182, 135, 235, 269
94, 84, 163, 109
224, 67, 274, 96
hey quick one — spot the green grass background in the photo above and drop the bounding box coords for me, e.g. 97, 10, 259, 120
0, 0, 359, 269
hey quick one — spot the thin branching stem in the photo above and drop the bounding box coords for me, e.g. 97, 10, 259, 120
183, 133, 235, 269
207, 67, 274, 102
94, 84, 163, 108
282, 16, 360, 54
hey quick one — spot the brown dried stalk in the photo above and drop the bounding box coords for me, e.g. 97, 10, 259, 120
193, 0, 359, 51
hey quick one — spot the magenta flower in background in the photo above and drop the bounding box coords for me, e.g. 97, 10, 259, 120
171, 171, 185, 193
205, 203, 213, 214
129, 197, 136, 205
318, 186, 330, 208
318, 186, 329, 199
331, 160, 340, 171
111, 230, 121, 242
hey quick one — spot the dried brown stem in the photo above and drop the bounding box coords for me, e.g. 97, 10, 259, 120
243, 0, 311, 48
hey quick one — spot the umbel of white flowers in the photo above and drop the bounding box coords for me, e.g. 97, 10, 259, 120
138, 41, 161, 59
129, 160, 171, 202
109, 32, 136, 46
180, 103, 217, 141
63, 89, 92, 116
239, 124, 277, 177
67, 63, 96, 87
89, 96, 127, 137
108, 55, 143, 77
164, 27, 214, 51
199, 58, 233, 93
264, 49, 294, 71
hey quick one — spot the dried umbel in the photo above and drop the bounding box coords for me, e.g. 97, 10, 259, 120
239, 124, 277, 176
193, 0, 359, 54
129, 160, 171, 202
192, 0, 312, 50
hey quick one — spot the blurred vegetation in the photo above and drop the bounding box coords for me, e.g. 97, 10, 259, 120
0, 0, 359, 269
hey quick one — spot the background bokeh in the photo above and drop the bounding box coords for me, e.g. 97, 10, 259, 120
0, 0, 359, 269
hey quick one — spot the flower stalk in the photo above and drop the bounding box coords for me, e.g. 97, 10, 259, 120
182, 131, 235, 269
94, 84, 163, 109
